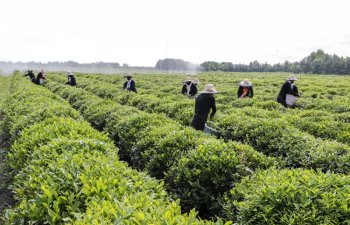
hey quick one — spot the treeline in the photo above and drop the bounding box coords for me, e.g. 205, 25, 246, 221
155, 58, 202, 71
200, 50, 350, 75
2, 50, 350, 74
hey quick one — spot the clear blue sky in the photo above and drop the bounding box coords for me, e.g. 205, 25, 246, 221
1, 0, 349, 66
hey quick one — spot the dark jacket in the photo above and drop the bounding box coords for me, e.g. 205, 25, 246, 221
36, 72, 45, 84
182, 83, 198, 96
24, 71, 36, 83
277, 81, 299, 106
66, 75, 76, 86
191, 93, 216, 131
237, 86, 254, 98
123, 79, 137, 93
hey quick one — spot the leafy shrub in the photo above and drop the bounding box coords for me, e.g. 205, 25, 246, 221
8, 117, 110, 170
128, 94, 162, 112
219, 114, 350, 173
254, 100, 281, 110
166, 139, 275, 218
155, 101, 194, 125
106, 113, 173, 161
129, 123, 183, 171
137, 127, 209, 178
7, 139, 117, 224
4, 75, 228, 225
223, 168, 350, 224
4, 86, 81, 140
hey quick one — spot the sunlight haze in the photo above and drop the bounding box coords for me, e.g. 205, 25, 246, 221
1, 0, 349, 66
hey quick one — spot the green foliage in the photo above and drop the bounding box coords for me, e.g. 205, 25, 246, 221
106, 112, 174, 161
218, 113, 350, 173
45, 76, 273, 220
129, 94, 162, 112
201, 49, 350, 75
73, 199, 230, 225
223, 168, 350, 224
128, 123, 182, 170
3, 79, 81, 141
289, 111, 350, 145
0, 76, 11, 109
134, 126, 207, 178
7, 139, 117, 224
42, 72, 350, 223
155, 101, 194, 126
166, 139, 275, 218
3, 74, 229, 224
253, 100, 281, 110
8, 117, 110, 170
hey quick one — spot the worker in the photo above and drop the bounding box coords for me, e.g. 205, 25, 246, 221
237, 79, 254, 98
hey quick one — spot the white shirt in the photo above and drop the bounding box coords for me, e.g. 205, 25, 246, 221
287, 80, 294, 91
126, 80, 132, 89
186, 82, 192, 94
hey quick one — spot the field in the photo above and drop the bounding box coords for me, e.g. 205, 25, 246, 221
1, 71, 350, 224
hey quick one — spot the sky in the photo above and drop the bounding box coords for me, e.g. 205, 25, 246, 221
1, 0, 350, 67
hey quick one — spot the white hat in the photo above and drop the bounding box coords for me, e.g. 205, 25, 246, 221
239, 79, 252, 87
124, 73, 133, 78
287, 75, 298, 81
201, 84, 218, 94
183, 77, 193, 82
67, 72, 73, 76
193, 78, 200, 84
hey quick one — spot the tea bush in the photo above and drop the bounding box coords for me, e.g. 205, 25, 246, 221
3, 74, 227, 224
166, 139, 276, 218
45, 78, 275, 218
223, 168, 350, 224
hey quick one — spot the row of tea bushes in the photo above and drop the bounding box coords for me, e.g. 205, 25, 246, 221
48, 74, 350, 174
222, 168, 350, 224
0, 76, 11, 108
288, 109, 350, 145
61, 74, 350, 146
218, 112, 350, 174
119, 73, 350, 141
44, 79, 276, 218
45, 73, 350, 224
89, 72, 350, 113
3, 74, 224, 224
74, 76, 198, 125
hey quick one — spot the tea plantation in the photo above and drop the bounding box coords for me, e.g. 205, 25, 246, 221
0, 71, 350, 224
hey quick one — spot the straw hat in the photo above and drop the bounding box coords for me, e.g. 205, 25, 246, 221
193, 78, 200, 84
183, 77, 193, 83
124, 73, 133, 79
239, 79, 252, 87
201, 84, 218, 94
287, 75, 298, 81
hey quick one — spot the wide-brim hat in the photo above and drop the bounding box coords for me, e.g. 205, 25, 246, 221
287, 75, 298, 81
193, 78, 200, 84
201, 84, 218, 94
183, 77, 193, 82
67, 72, 73, 76
240, 79, 252, 87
